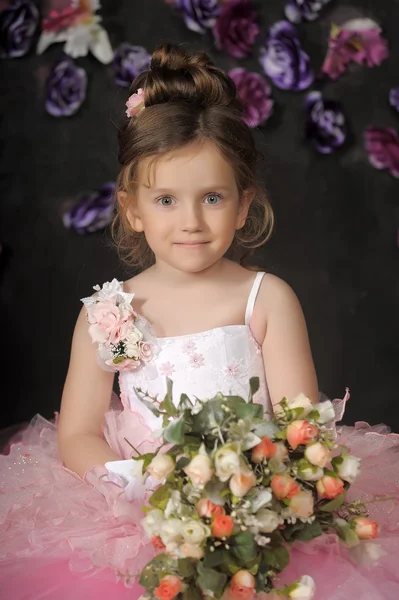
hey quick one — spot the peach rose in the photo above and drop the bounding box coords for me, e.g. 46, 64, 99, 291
353, 517, 379, 540
184, 452, 214, 487
271, 474, 301, 499
87, 301, 131, 346
154, 575, 182, 600
251, 436, 277, 463
289, 490, 314, 518
229, 469, 256, 498
305, 442, 331, 468
197, 498, 226, 519
212, 514, 235, 538
179, 542, 204, 560
274, 442, 289, 462
286, 420, 318, 450
229, 570, 256, 600
316, 475, 345, 500
151, 535, 166, 550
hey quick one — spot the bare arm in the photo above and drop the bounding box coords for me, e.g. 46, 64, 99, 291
58, 307, 120, 478
257, 275, 319, 409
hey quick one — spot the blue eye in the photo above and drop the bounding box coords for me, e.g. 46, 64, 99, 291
204, 194, 222, 205
157, 196, 175, 207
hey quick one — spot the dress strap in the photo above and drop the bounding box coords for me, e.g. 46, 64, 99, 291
244, 272, 265, 325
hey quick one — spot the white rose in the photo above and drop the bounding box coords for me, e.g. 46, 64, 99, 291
336, 455, 360, 484
289, 575, 316, 600
180, 542, 205, 560
147, 454, 175, 480
184, 446, 214, 487
289, 491, 314, 519
181, 520, 210, 545
256, 509, 280, 533
142, 509, 164, 538
313, 400, 335, 424
160, 518, 184, 545
250, 489, 272, 513
297, 462, 324, 482
305, 442, 331, 468
287, 394, 313, 417
126, 328, 143, 345
214, 442, 241, 482
165, 490, 182, 518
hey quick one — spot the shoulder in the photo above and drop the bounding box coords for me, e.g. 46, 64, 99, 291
257, 273, 300, 310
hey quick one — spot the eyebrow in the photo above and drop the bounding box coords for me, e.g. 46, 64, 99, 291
142, 185, 233, 193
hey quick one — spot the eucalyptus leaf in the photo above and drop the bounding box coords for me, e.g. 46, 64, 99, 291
282, 520, 323, 542
263, 545, 290, 572
176, 456, 191, 470
136, 395, 162, 417
203, 548, 228, 568
164, 416, 185, 444
192, 399, 225, 434
204, 479, 228, 505
320, 493, 346, 512
178, 558, 196, 578
254, 421, 281, 439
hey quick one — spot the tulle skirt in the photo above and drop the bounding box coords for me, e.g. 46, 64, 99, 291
1, 401, 399, 600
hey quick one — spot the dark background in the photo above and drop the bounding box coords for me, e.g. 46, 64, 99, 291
0, 0, 398, 432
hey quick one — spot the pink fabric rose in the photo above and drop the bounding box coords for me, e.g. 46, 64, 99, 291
364, 127, 399, 178
87, 302, 126, 346
107, 357, 141, 372
139, 341, 154, 362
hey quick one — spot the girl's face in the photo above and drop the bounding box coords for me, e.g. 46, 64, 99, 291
126, 140, 251, 274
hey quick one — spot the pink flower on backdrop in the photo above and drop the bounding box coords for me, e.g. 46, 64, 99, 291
229, 68, 273, 128
159, 362, 176, 377
364, 127, 399, 178
189, 353, 205, 368
213, 0, 260, 59
322, 19, 389, 80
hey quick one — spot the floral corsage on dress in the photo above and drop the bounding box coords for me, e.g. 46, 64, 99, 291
81, 279, 157, 372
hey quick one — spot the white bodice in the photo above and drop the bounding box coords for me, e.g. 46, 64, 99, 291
82, 273, 272, 433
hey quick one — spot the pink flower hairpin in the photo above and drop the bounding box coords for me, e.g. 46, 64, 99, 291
125, 88, 145, 118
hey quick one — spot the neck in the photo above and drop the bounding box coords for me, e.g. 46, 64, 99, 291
151, 258, 228, 286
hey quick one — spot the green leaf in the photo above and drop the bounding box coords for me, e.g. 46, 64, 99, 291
196, 563, 227, 593
178, 393, 193, 411
232, 531, 257, 562
178, 558, 197, 578
182, 586, 203, 600
249, 377, 260, 399
136, 395, 163, 417
138, 554, 173, 588
159, 390, 177, 417
263, 545, 290, 572
203, 548, 228, 568
192, 398, 226, 434
320, 492, 346, 512
234, 402, 264, 421
164, 416, 185, 444
148, 483, 173, 510
282, 520, 323, 543
176, 456, 191, 470
139, 452, 156, 471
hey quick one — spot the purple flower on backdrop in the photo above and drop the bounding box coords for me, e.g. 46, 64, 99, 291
45, 57, 87, 117
389, 88, 399, 112
364, 127, 399, 178
260, 21, 314, 91
0, 0, 39, 58
113, 44, 151, 87
176, 0, 219, 34
229, 68, 273, 128
305, 91, 346, 154
213, 0, 259, 59
284, 0, 332, 24
63, 183, 116, 235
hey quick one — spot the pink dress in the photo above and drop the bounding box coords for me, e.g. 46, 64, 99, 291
0, 274, 398, 599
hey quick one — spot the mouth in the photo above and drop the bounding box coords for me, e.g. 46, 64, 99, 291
174, 242, 210, 247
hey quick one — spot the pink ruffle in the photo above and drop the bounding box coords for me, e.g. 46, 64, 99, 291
1, 403, 399, 598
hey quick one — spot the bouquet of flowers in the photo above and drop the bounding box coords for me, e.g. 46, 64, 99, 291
132, 379, 378, 600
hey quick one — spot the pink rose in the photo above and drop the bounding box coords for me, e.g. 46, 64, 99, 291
139, 341, 154, 362
286, 420, 318, 450
87, 301, 132, 346
316, 475, 345, 499
229, 570, 256, 600
289, 490, 314, 518
107, 357, 141, 372
353, 517, 379, 540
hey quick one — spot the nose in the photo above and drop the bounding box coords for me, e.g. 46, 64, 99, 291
180, 203, 203, 233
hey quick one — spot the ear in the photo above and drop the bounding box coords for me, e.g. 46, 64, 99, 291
117, 191, 144, 233
236, 188, 255, 230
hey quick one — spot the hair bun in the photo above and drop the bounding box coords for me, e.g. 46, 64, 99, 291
141, 43, 239, 110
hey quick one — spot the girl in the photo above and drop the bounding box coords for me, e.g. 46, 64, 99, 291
0, 43, 398, 600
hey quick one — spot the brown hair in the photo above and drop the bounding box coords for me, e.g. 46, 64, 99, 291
113, 43, 274, 270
